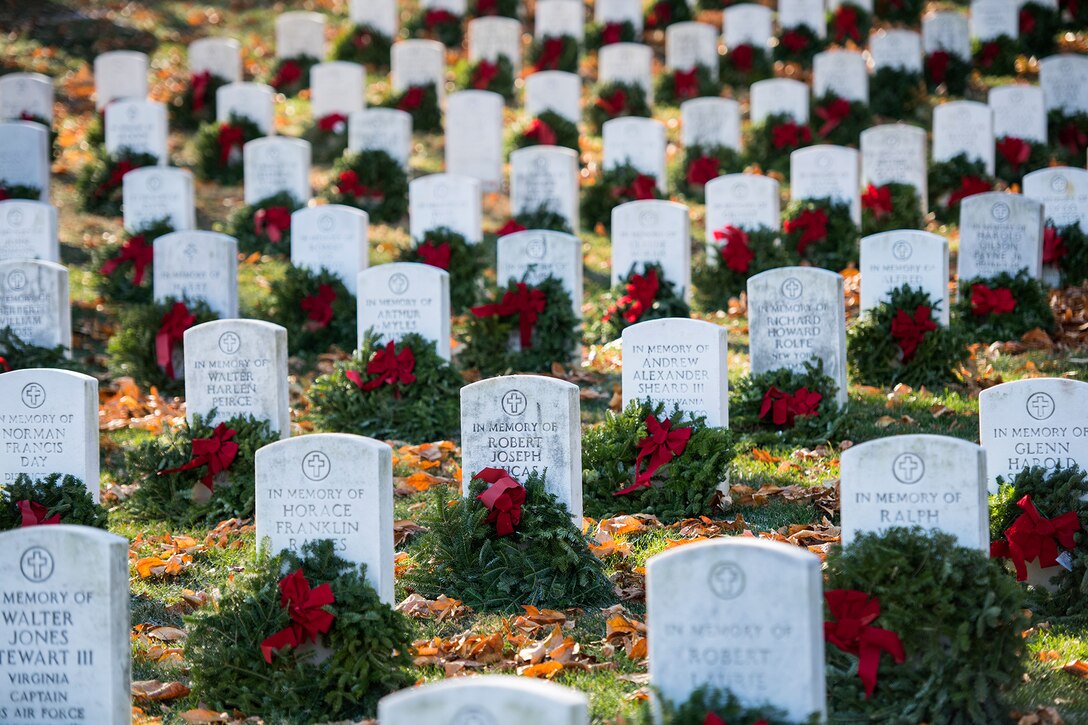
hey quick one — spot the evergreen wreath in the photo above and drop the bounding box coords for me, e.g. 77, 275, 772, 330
875, 0, 923, 25
105, 297, 218, 395
404, 7, 464, 47
743, 113, 812, 176
828, 3, 871, 46
924, 50, 971, 96
1018, 2, 1060, 57
585, 20, 638, 49
0, 327, 82, 373
509, 110, 580, 152
306, 332, 462, 443
1049, 110, 1088, 165
404, 470, 615, 611
330, 23, 393, 69
825, 527, 1027, 725
869, 68, 925, 119
670, 144, 743, 202
93, 216, 174, 305
260, 266, 356, 356
860, 183, 925, 236
76, 149, 159, 217
497, 204, 574, 236
811, 93, 871, 146
383, 82, 442, 133
928, 153, 994, 223
472, 0, 518, 17
583, 263, 690, 345
692, 226, 790, 311
640, 686, 819, 725
0, 182, 42, 201
952, 271, 1055, 342
1045, 222, 1088, 287
459, 276, 580, 377
730, 359, 846, 445
1061, 0, 1088, 28
972, 36, 1018, 76
170, 70, 230, 131
124, 412, 279, 526
653, 65, 719, 107
989, 466, 1088, 617
847, 285, 968, 389
14, 114, 57, 160
454, 56, 515, 101
226, 191, 304, 257
773, 25, 825, 67
193, 113, 264, 185
586, 81, 652, 133
581, 163, 663, 232
302, 112, 350, 165
528, 35, 580, 73
581, 399, 735, 521
0, 474, 108, 531
994, 135, 1050, 186
323, 149, 409, 224
719, 43, 774, 86
644, 0, 693, 30
185, 539, 413, 720
782, 197, 859, 271
697, 0, 743, 8
268, 55, 319, 97
396, 227, 486, 312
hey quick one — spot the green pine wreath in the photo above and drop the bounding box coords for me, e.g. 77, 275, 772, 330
581, 399, 734, 521
924, 50, 971, 96
861, 183, 925, 236
828, 3, 871, 46
825, 527, 1027, 724
875, 0, 923, 24
302, 113, 350, 165
743, 112, 813, 176
653, 65, 718, 107
719, 44, 774, 86
404, 8, 464, 47
93, 216, 174, 305
383, 83, 442, 133
641, 686, 819, 725
585, 80, 652, 133
0, 474, 107, 531
226, 191, 304, 257
396, 227, 486, 312
730, 359, 846, 446
773, 25, 825, 67
952, 271, 1055, 342
644, 0, 693, 29
323, 149, 409, 224
527, 34, 580, 73
584, 263, 690, 345
1047, 222, 1088, 287
585, 20, 638, 49
106, 297, 218, 395
330, 23, 393, 69
0, 182, 42, 200
847, 285, 968, 389
811, 93, 872, 147
581, 163, 664, 232
185, 539, 413, 721
869, 68, 925, 119
692, 227, 791, 311
267, 54, 319, 97
123, 412, 279, 526
193, 113, 264, 185
509, 110, 580, 152
306, 332, 462, 443
454, 56, 515, 101
76, 149, 159, 217
472, 0, 518, 17
670, 144, 742, 202
782, 197, 860, 271
928, 154, 994, 223
1018, 2, 1060, 57
404, 470, 615, 611
972, 36, 1018, 76
458, 276, 580, 377
170, 70, 229, 131
0, 327, 82, 373
994, 136, 1051, 186
260, 266, 356, 356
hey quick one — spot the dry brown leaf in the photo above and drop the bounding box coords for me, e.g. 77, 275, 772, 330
750, 448, 781, 463
517, 660, 564, 678
178, 710, 232, 724
1062, 659, 1088, 678
393, 519, 426, 546
131, 680, 191, 702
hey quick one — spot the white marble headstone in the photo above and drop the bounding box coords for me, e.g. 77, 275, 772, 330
242, 137, 312, 205
379, 676, 589, 725
611, 200, 691, 299
350, 0, 398, 36
932, 101, 995, 175
311, 62, 366, 121
602, 117, 667, 192
681, 97, 741, 150
189, 37, 243, 82
409, 173, 482, 244
989, 85, 1047, 144
724, 4, 774, 50
870, 29, 923, 73
0, 259, 70, 354
665, 22, 720, 77
122, 166, 197, 233
705, 174, 781, 242
860, 230, 950, 325
0, 200, 58, 262
291, 205, 369, 294
923, 11, 970, 60
348, 109, 412, 169
790, 145, 862, 225
216, 82, 275, 134
812, 50, 868, 104
1039, 54, 1088, 115
1023, 166, 1088, 230
0, 121, 50, 202
958, 192, 1044, 280
391, 39, 446, 101
275, 11, 326, 59
445, 90, 504, 192
969, 0, 1018, 41
510, 146, 581, 231
94, 50, 148, 110
860, 124, 928, 204
535, 0, 585, 41
525, 71, 582, 124
469, 16, 523, 67
596, 0, 643, 31
356, 263, 451, 359
153, 231, 239, 318
598, 43, 654, 97
778, 0, 827, 36
749, 78, 809, 124
497, 230, 583, 318
0, 72, 54, 124
104, 99, 168, 162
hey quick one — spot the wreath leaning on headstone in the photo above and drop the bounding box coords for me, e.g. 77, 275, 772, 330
404, 6, 464, 47
781, 197, 860, 271
860, 183, 925, 236
509, 110, 580, 152
259, 267, 356, 357
527, 34, 580, 73
306, 332, 462, 443
193, 113, 264, 185
730, 359, 846, 446
76, 148, 159, 217
952, 270, 1055, 343
743, 112, 812, 176
811, 93, 872, 147
170, 68, 230, 130
93, 217, 174, 305
927, 153, 995, 224
302, 111, 350, 165
0, 327, 82, 373
396, 227, 487, 312
1049, 110, 1088, 165
972, 35, 1018, 77
924, 49, 971, 96
405, 469, 615, 611
670, 143, 743, 203
267, 54, 319, 97
585, 19, 638, 49
330, 23, 393, 69
323, 149, 409, 224
581, 164, 664, 232
875, 0, 923, 24
123, 412, 279, 526
0, 181, 42, 200
581, 399, 735, 521
773, 25, 825, 68
384, 82, 442, 133
869, 67, 925, 119
185, 539, 413, 721
583, 263, 691, 345
1046, 221, 1088, 287
828, 2, 871, 45
586, 81, 653, 133
994, 135, 1051, 186
454, 56, 516, 101
644, 0, 693, 30
692, 225, 789, 311
653, 65, 718, 107
640, 685, 820, 725
719, 42, 775, 86
0, 474, 108, 531
495, 204, 574, 237
825, 527, 1027, 725
226, 191, 304, 257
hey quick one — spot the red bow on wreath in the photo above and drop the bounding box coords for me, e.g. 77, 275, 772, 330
471, 282, 547, 349
771, 121, 811, 150
1058, 121, 1088, 157
615, 414, 692, 495
1019, 7, 1036, 34
595, 89, 628, 116
260, 569, 336, 663
18, 501, 60, 527
702, 715, 769, 725
96, 160, 136, 198
524, 118, 557, 146
686, 156, 719, 187
970, 284, 1016, 316
1043, 226, 1067, 266
99, 234, 153, 285
155, 301, 195, 380
759, 386, 822, 427
191, 71, 211, 113
317, 113, 348, 133
673, 69, 699, 99
991, 494, 1081, 582
346, 340, 417, 392
424, 8, 457, 28
605, 267, 659, 324
300, 284, 336, 329
646, 0, 672, 28
272, 59, 303, 90
158, 422, 239, 491
0, 357, 10, 372
472, 60, 499, 90
832, 6, 861, 43
730, 44, 755, 72
0, 188, 9, 201
602, 22, 625, 45
996, 137, 1031, 175
861, 184, 892, 220
926, 51, 951, 85
977, 41, 1001, 69
476, 0, 498, 14
536, 37, 566, 71
815, 98, 852, 138
417, 240, 451, 269
496, 219, 527, 236
336, 170, 384, 201
254, 206, 292, 244
784, 208, 828, 256
890, 305, 936, 362
945, 176, 991, 210
824, 589, 906, 698
397, 86, 425, 111
780, 29, 809, 54
715, 225, 754, 273
217, 123, 245, 165
617, 174, 658, 201
475, 467, 527, 536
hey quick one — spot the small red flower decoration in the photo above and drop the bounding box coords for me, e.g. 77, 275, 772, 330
260, 569, 336, 663
1043, 226, 1067, 266
759, 386, 823, 427
300, 283, 336, 329
771, 121, 812, 150
784, 208, 829, 256
890, 305, 937, 362
714, 225, 755, 273
475, 468, 527, 536
685, 156, 719, 187
970, 284, 1016, 316
996, 136, 1031, 175
861, 184, 893, 220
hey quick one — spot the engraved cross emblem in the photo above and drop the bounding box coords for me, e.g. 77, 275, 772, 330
302, 451, 331, 481
26, 550, 48, 579
892, 452, 925, 484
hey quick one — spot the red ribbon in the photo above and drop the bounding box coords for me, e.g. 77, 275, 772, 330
417, 240, 451, 269
424, 8, 458, 28
475, 468, 527, 536
346, 340, 417, 392
96, 159, 136, 198
397, 86, 425, 111
946, 175, 991, 210
472, 60, 499, 90
815, 97, 852, 138
1058, 121, 1088, 157
605, 267, 660, 324
595, 89, 628, 116
260, 569, 336, 663
646, 0, 672, 28
300, 283, 336, 329
861, 184, 892, 220
272, 59, 303, 90
731, 44, 755, 72
996, 136, 1031, 175
1019, 7, 1037, 34
978, 41, 1001, 69
686, 156, 719, 187
615, 415, 692, 495
890, 305, 936, 362
524, 118, 557, 146
702, 716, 768, 725
496, 219, 527, 236
155, 302, 195, 380
476, 0, 498, 14
157, 422, 239, 491
673, 69, 699, 99
991, 495, 1081, 582
0, 357, 9, 372
471, 282, 547, 349
1043, 226, 1067, 266
824, 589, 906, 699
254, 206, 292, 245
617, 174, 658, 201
536, 37, 566, 71
317, 113, 348, 133
0, 188, 8, 201
715, 225, 754, 273
217, 123, 245, 165
18, 501, 60, 527
759, 386, 822, 427
191, 71, 211, 113
336, 170, 384, 201
100, 234, 153, 285
780, 29, 809, 54
784, 208, 828, 256
602, 22, 625, 45
926, 51, 950, 85
832, 5, 861, 43
970, 284, 1016, 316
771, 121, 811, 150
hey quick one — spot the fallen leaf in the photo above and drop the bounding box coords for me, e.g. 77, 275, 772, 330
131, 680, 190, 702
178, 710, 231, 724
1062, 659, 1088, 678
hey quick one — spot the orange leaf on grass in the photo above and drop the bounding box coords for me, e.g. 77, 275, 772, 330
131, 680, 190, 702
517, 660, 564, 678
